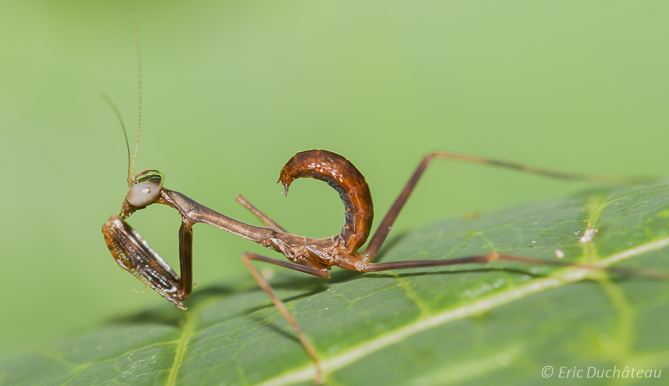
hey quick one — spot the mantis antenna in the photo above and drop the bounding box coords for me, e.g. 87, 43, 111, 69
101, 11, 144, 187
100, 94, 133, 186
130, 9, 143, 185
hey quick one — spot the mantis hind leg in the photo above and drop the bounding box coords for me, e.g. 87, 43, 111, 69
360, 252, 668, 280
362, 152, 645, 262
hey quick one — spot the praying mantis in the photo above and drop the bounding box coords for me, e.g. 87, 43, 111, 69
101, 15, 664, 384
102, 131, 662, 385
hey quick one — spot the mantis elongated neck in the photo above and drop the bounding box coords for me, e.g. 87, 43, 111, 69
163, 190, 275, 244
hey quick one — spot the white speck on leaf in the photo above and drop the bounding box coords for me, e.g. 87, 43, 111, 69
579, 228, 598, 243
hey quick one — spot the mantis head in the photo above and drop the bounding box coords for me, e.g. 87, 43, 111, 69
120, 169, 165, 219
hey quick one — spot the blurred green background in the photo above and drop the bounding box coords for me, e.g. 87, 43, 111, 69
0, 0, 667, 354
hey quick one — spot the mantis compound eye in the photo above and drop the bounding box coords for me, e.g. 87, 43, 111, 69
127, 182, 162, 206
126, 169, 164, 207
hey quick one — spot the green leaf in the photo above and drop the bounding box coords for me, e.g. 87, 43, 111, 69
3, 181, 669, 386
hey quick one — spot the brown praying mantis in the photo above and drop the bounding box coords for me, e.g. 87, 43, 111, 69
102, 144, 665, 384
102, 17, 665, 384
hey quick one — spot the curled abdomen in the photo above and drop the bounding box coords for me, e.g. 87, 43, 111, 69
279, 149, 373, 253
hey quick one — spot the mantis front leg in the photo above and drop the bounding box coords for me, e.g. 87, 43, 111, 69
102, 215, 194, 310
177, 220, 194, 300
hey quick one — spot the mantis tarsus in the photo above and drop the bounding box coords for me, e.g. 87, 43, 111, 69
102, 16, 665, 384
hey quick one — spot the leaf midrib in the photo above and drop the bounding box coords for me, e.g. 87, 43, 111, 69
165, 309, 197, 385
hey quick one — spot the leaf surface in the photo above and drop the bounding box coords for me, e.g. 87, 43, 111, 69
3, 182, 669, 386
